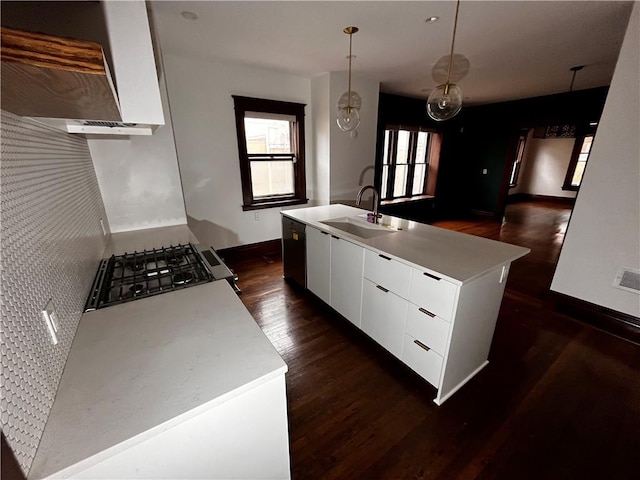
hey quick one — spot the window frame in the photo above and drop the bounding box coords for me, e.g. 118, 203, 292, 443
509, 130, 529, 188
563, 126, 597, 191
232, 95, 308, 210
380, 125, 440, 202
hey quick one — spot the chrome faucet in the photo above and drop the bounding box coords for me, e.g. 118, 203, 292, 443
356, 185, 380, 223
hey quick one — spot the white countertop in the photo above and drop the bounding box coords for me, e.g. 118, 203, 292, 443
282, 204, 530, 284
29, 280, 287, 479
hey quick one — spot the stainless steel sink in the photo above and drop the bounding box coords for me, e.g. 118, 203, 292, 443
320, 216, 399, 239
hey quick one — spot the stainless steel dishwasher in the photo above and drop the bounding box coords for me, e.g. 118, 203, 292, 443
282, 216, 306, 287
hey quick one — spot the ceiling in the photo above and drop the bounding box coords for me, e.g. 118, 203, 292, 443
150, 1, 634, 106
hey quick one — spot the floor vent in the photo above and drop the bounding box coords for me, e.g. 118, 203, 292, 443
613, 268, 640, 294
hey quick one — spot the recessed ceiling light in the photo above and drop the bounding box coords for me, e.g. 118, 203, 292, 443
425, 16, 439, 24
589, 122, 598, 126
181, 11, 198, 21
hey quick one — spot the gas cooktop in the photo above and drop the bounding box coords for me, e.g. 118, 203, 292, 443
85, 243, 237, 311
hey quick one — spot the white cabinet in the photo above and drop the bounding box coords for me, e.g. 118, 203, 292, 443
330, 236, 364, 327
361, 280, 408, 359
305, 226, 364, 327
306, 226, 331, 304
63, 375, 290, 479
283, 205, 525, 406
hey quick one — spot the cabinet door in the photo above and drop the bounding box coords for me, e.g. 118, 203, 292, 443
361, 279, 408, 359
306, 226, 331, 304
330, 236, 364, 327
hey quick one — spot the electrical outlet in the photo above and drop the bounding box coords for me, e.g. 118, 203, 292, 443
41, 299, 59, 345
254, 212, 260, 221
482, 169, 488, 175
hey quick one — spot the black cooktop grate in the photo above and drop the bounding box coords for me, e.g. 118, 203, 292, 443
85, 243, 214, 311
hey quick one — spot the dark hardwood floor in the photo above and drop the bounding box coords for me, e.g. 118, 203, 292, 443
229, 201, 640, 480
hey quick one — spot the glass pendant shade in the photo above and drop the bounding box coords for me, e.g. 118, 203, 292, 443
431, 53, 470, 84
336, 106, 360, 131
427, 83, 463, 121
338, 90, 362, 112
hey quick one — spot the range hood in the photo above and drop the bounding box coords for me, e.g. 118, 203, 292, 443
0, 1, 163, 136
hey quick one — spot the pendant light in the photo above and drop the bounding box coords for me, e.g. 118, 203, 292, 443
337, 26, 360, 132
427, 0, 464, 122
568, 65, 584, 92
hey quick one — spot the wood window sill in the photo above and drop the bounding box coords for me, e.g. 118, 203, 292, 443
381, 195, 435, 206
242, 198, 309, 211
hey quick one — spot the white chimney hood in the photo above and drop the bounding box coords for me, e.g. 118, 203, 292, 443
0, 1, 164, 136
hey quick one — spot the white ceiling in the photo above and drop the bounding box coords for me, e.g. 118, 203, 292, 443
150, 1, 634, 106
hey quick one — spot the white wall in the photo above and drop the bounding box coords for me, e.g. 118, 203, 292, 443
328, 72, 380, 204
310, 72, 381, 207
161, 54, 313, 249
511, 133, 577, 198
310, 74, 331, 205
88, 75, 187, 233
551, 3, 639, 317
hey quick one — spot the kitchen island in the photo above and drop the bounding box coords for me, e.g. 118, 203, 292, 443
282, 204, 530, 405
29, 228, 290, 479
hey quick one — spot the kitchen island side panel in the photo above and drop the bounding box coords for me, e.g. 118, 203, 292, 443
0, 111, 109, 475
436, 266, 509, 405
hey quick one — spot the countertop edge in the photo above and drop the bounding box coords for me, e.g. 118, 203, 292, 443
282, 205, 531, 285
34, 367, 288, 480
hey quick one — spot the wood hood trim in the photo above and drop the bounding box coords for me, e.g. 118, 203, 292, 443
1, 26, 122, 122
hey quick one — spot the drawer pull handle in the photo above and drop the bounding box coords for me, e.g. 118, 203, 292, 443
423, 272, 441, 281
376, 285, 389, 293
378, 254, 392, 261
418, 307, 436, 318
321, 231, 329, 235
413, 339, 431, 351
331, 235, 340, 240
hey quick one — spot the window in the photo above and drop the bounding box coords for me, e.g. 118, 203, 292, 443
232, 96, 307, 210
509, 131, 528, 187
380, 127, 441, 201
563, 128, 596, 191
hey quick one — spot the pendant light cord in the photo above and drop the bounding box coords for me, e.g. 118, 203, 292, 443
569, 65, 584, 92
347, 31, 353, 110
445, 0, 461, 93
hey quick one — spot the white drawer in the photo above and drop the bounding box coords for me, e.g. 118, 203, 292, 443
409, 269, 457, 321
405, 305, 450, 356
401, 334, 443, 388
363, 249, 412, 298
361, 279, 408, 359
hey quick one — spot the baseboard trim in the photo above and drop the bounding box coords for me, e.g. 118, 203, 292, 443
217, 239, 282, 264
551, 291, 640, 345
469, 209, 495, 218
508, 193, 576, 205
